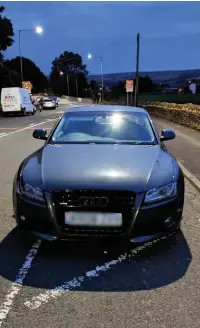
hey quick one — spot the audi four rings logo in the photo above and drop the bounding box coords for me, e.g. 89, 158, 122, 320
79, 196, 108, 207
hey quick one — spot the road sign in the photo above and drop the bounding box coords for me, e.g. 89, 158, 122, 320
22, 81, 32, 92
126, 80, 134, 92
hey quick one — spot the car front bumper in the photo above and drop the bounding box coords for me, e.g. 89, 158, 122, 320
13, 189, 183, 243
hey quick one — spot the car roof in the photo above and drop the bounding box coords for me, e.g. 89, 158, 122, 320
65, 104, 147, 114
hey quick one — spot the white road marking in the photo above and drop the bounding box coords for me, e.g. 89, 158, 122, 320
24, 236, 169, 310
0, 118, 57, 139
0, 133, 7, 137
0, 239, 41, 326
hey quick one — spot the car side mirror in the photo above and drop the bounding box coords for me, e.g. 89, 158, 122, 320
33, 129, 48, 140
160, 129, 176, 142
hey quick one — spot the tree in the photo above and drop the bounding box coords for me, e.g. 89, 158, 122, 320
0, 6, 18, 92
50, 51, 88, 97
0, 64, 21, 90
110, 75, 154, 100
0, 53, 21, 91
88, 80, 100, 101
5, 57, 49, 93
111, 81, 126, 99
134, 75, 154, 93
0, 6, 14, 51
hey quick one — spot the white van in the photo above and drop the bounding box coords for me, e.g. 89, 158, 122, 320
1, 87, 36, 116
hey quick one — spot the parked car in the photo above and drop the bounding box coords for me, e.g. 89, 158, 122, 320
1, 87, 36, 116
42, 98, 56, 109
13, 105, 184, 245
49, 96, 59, 107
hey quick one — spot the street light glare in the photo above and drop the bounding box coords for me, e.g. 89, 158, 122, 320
35, 26, 43, 34
60, 71, 64, 75
88, 53, 92, 59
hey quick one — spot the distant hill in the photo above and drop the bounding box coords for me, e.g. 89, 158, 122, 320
88, 69, 200, 87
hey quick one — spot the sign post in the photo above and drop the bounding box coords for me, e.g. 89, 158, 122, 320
125, 80, 134, 106
22, 81, 33, 93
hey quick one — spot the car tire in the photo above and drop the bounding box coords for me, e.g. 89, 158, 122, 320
32, 109, 36, 115
22, 108, 27, 116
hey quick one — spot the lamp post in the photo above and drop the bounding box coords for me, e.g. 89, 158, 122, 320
88, 53, 104, 102
134, 33, 140, 107
60, 71, 69, 96
19, 26, 43, 85
76, 75, 79, 98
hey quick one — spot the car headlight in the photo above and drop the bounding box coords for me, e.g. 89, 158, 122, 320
144, 182, 177, 204
20, 182, 45, 203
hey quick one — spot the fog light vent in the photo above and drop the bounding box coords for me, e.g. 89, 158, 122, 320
164, 217, 175, 229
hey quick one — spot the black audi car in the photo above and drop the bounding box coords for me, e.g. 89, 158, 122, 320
13, 105, 184, 243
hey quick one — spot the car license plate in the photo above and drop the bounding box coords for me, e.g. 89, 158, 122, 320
64, 212, 122, 227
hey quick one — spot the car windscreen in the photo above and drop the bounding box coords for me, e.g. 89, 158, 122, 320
49, 111, 157, 145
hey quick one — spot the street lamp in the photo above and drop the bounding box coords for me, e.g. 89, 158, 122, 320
35, 26, 43, 34
88, 53, 104, 102
19, 25, 43, 85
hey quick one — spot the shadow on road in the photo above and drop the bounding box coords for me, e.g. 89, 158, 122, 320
0, 227, 192, 292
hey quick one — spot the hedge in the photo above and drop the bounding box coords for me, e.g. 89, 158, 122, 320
119, 93, 200, 104
141, 102, 200, 130
102, 100, 200, 131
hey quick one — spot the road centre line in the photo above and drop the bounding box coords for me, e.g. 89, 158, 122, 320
0, 239, 41, 327
24, 235, 170, 310
0, 118, 57, 139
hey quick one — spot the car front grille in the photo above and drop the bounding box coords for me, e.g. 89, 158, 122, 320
52, 189, 135, 238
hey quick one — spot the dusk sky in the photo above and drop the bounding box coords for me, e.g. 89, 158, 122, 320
2, 1, 200, 76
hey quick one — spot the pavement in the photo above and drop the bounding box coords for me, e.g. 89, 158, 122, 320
0, 104, 200, 328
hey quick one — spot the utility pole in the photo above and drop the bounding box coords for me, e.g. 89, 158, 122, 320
76, 75, 78, 98
134, 33, 140, 107
100, 57, 104, 102
67, 73, 69, 96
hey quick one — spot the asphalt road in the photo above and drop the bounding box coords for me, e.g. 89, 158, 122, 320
154, 117, 200, 180
0, 104, 76, 136
0, 104, 200, 328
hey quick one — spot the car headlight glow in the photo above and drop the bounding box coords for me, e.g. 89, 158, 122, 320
144, 182, 177, 204
20, 182, 45, 202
